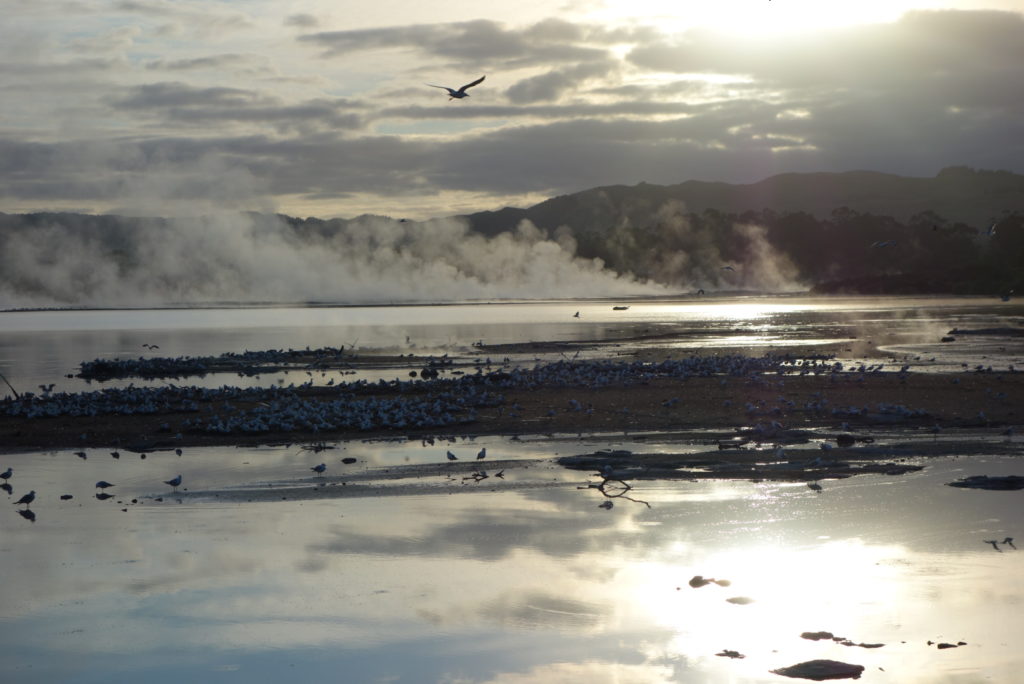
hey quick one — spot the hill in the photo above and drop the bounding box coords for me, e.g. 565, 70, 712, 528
462, 166, 1024, 237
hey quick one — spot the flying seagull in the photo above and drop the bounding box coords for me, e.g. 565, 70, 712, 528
427, 75, 485, 100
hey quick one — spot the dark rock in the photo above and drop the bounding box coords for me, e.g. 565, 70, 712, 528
801, 631, 836, 641
947, 475, 1024, 490
771, 659, 865, 680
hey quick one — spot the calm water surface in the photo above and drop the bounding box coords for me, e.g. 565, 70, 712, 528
1, 441, 1021, 683
1, 295, 1022, 682
1, 295, 1022, 393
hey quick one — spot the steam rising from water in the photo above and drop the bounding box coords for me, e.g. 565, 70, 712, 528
599, 200, 804, 292
0, 213, 665, 308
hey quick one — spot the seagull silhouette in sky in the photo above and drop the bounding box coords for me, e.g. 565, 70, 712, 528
427, 75, 485, 100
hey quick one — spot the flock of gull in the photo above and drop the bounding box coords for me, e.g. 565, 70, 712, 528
4, 340, 1019, 523
4, 353, 846, 433
3, 462, 182, 522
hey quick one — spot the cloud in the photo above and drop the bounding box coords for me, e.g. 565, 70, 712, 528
109, 82, 364, 131
144, 53, 266, 71
284, 13, 318, 29
1, 6, 1023, 219
298, 17, 643, 68
628, 10, 1024, 99
505, 59, 619, 104
112, 82, 264, 109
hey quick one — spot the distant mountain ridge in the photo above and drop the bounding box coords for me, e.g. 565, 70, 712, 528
462, 166, 1024, 236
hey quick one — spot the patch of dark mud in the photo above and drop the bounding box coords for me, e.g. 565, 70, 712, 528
557, 447, 924, 482
947, 475, 1024, 490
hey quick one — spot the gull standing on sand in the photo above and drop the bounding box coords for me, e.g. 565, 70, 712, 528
15, 490, 35, 507
477, 448, 487, 460
165, 474, 182, 491
311, 463, 326, 477
1, 467, 11, 482
427, 75, 485, 100
447, 450, 458, 461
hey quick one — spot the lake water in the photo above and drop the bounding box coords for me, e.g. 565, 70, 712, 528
2, 294, 1022, 392
1, 295, 1023, 683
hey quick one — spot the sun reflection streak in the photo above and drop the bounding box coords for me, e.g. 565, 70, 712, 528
611, 539, 908, 664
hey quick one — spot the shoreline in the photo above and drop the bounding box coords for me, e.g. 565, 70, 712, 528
3, 368, 1020, 454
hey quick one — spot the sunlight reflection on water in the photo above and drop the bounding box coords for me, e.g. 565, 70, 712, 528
1, 439, 1022, 683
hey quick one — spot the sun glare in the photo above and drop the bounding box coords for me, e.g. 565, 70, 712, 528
593, 0, 914, 36
621, 538, 908, 658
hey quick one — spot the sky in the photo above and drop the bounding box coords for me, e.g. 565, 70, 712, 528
2, 0, 1023, 220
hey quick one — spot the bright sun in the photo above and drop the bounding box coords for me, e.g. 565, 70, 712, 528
592, 0, 916, 36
